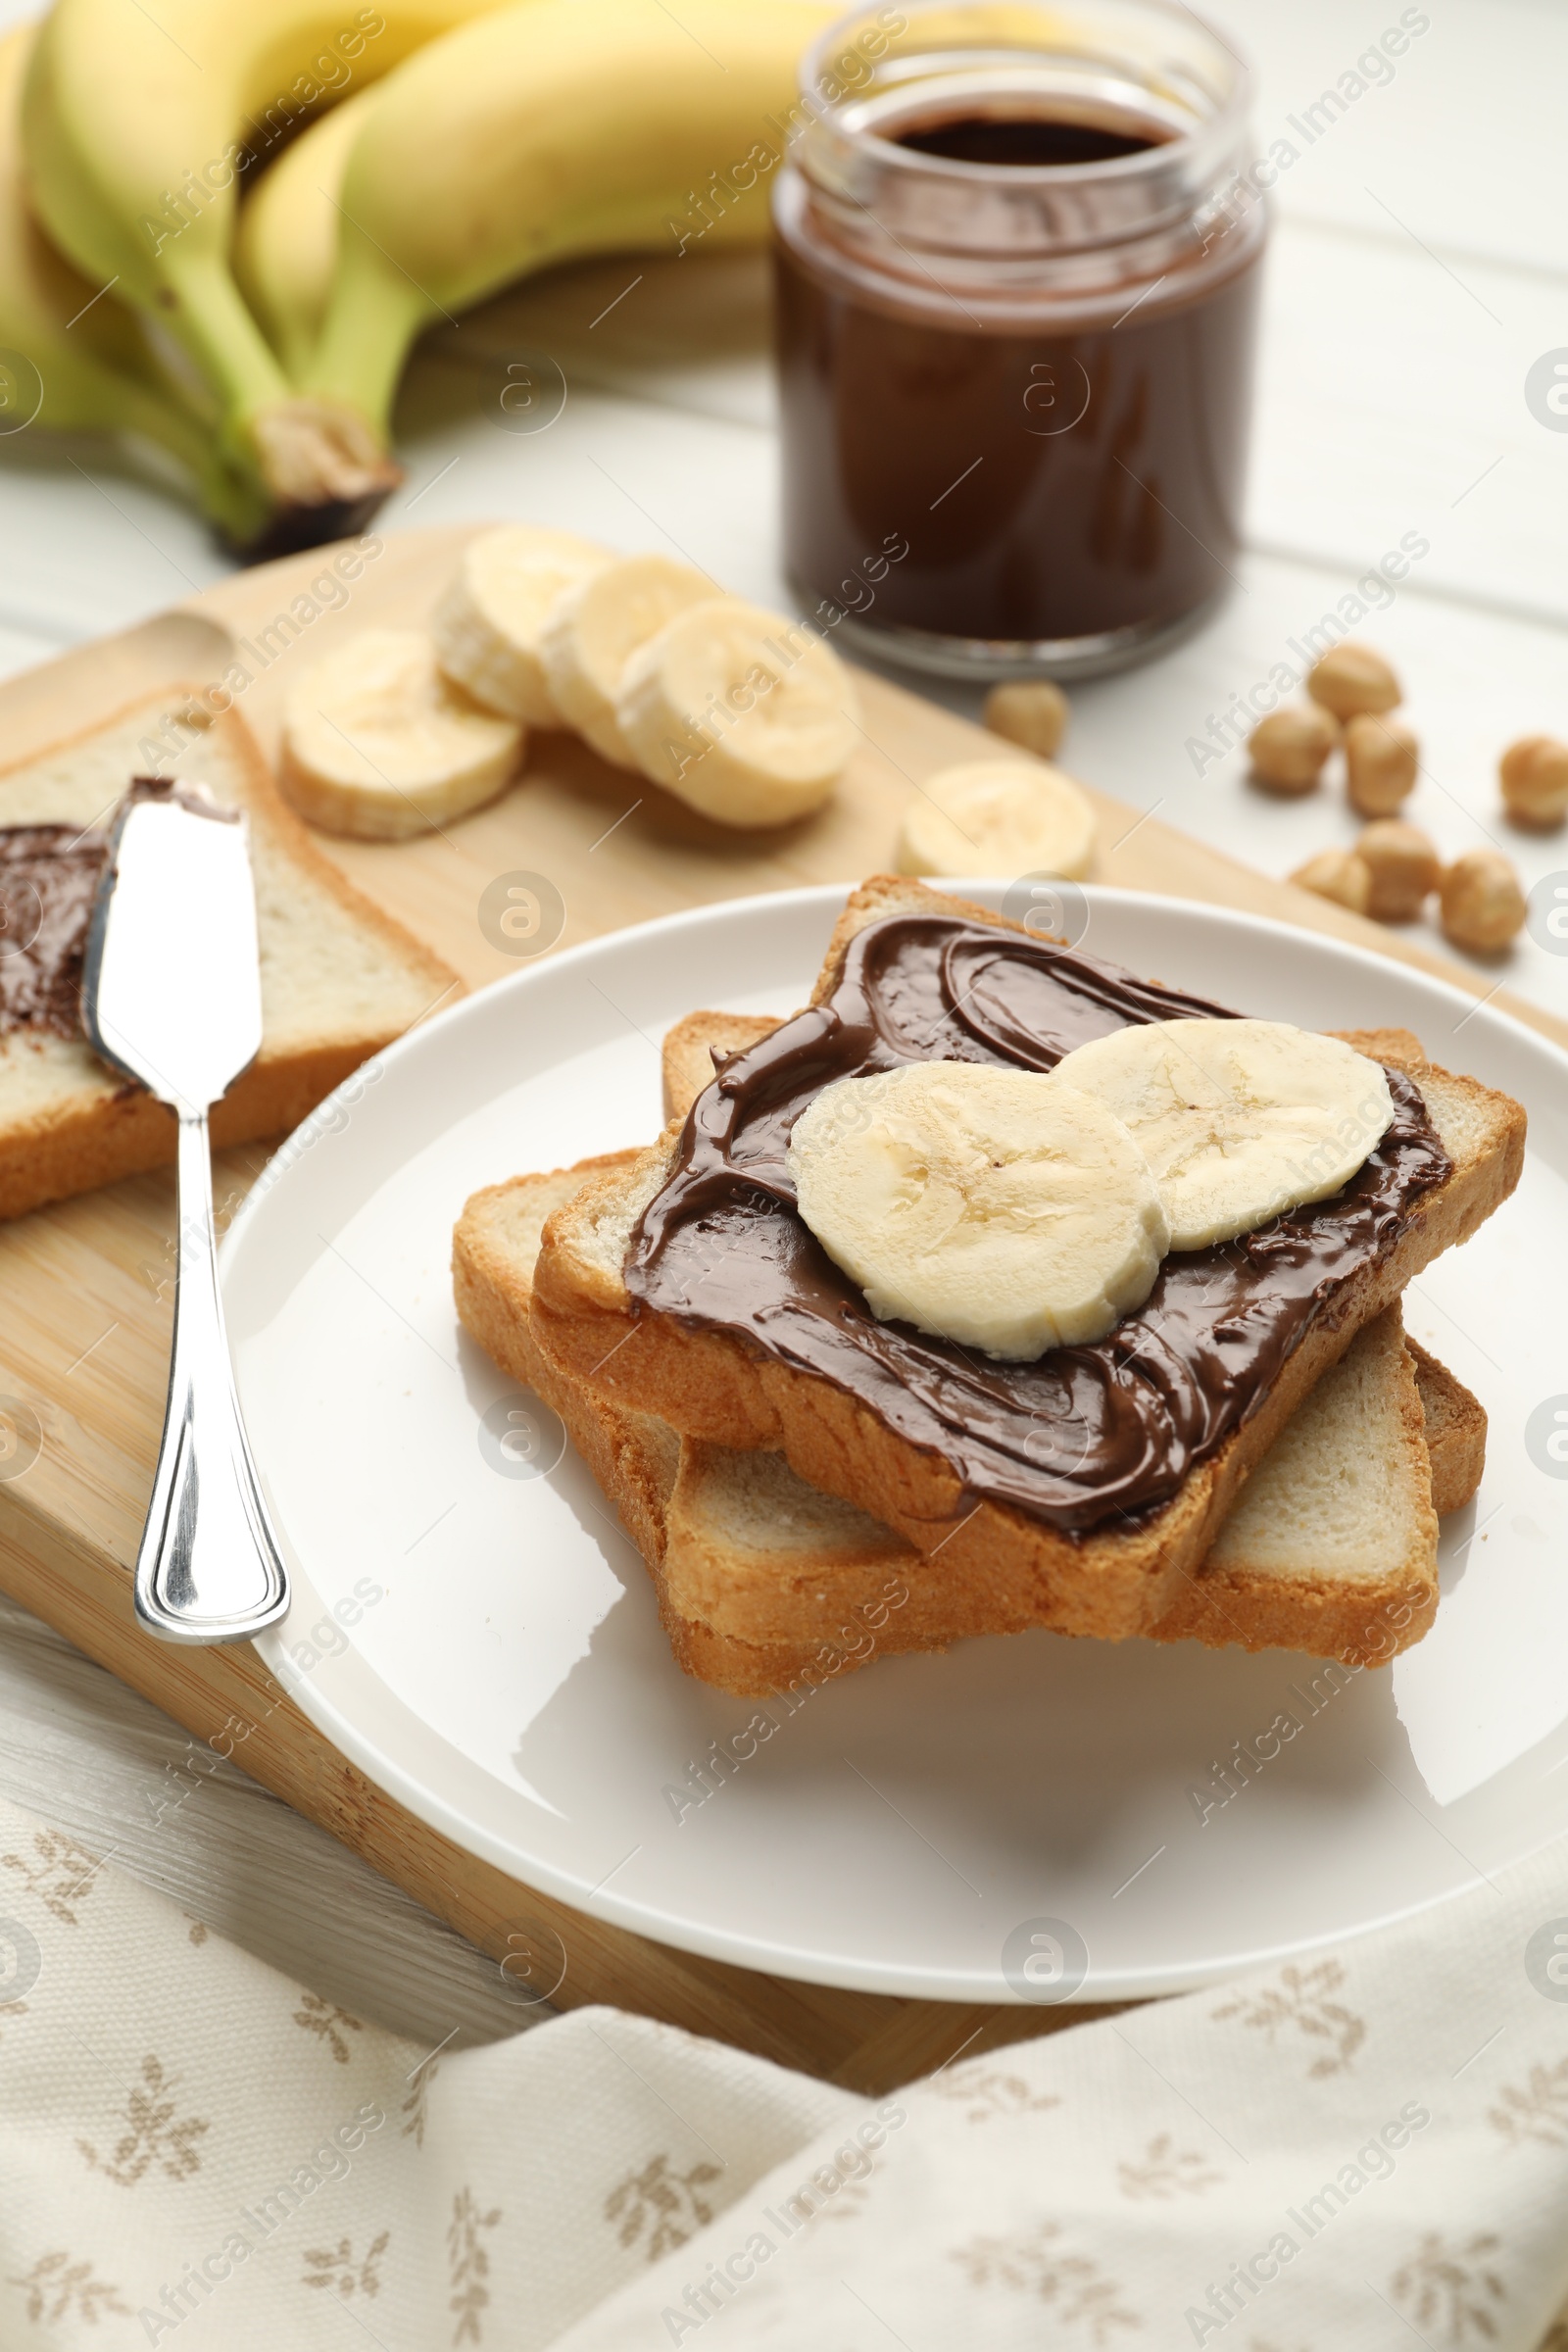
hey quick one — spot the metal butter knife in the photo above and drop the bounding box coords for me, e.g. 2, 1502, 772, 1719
82, 787, 289, 1643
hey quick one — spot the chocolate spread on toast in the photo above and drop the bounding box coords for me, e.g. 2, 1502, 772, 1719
0, 827, 108, 1038
626, 912, 1451, 1535
0, 783, 210, 1043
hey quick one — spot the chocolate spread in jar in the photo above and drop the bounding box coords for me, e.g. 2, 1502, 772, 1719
774, 228, 1262, 654
625, 913, 1451, 1536
0, 826, 109, 1038
894, 114, 1161, 169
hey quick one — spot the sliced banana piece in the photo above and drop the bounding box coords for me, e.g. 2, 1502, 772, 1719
540, 553, 716, 766
281, 629, 523, 841
898, 758, 1096, 881
1052, 1019, 1396, 1250
433, 525, 612, 724
787, 1061, 1169, 1361
617, 600, 860, 827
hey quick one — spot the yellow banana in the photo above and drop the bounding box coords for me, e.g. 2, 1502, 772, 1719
22, 0, 514, 548
304, 0, 829, 446
0, 23, 265, 542
233, 86, 373, 378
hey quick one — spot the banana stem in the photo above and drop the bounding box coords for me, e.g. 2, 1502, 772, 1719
158, 248, 294, 447
107, 373, 218, 472
99, 372, 271, 545
301, 249, 429, 443
145, 247, 402, 540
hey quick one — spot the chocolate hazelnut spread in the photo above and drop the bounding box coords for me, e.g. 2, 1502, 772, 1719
626, 914, 1451, 1535
0, 782, 201, 1044
774, 233, 1261, 656
894, 114, 1161, 169
0, 826, 108, 1039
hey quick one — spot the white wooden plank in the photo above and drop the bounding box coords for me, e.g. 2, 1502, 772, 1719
0, 617, 61, 681
1250, 221, 1568, 623
0, 433, 230, 639
0, 1592, 536, 2044
1219, 0, 1568, 277
382, 365, 783, 602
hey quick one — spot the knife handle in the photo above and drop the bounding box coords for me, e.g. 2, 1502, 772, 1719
133, 1112, 290, 1644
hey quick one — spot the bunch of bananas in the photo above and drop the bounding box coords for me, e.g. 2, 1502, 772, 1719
5, 0, 832, 556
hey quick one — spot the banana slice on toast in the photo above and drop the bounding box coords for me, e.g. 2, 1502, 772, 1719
787, 1061, 1169, 1360
1054, 1019, 1396, 1250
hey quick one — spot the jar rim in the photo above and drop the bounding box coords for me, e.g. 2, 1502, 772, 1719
797, 0, 1253, 186
789, 0, 1256, 268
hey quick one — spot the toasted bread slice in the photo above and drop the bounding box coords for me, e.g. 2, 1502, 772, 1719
662, 1010, 1491, 1537
530, 879, 1524, 1645
457, 1157, 1491, 1689
0, 690, 459, 1219
1407, 1337, 1488, 1518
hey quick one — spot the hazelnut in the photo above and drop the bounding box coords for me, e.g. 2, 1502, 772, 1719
1439, 849, 1526, 955
1356, 818, 1441, 922
983, 680, 1069, 760
1247, 706, 1339, 795
1307, 641, 1401, 721
1345, 712, 1419, 816
1291, 848, 1373, 917
1499, 734, 1568, 831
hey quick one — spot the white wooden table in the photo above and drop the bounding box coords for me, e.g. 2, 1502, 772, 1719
0, 0, 1564, 2044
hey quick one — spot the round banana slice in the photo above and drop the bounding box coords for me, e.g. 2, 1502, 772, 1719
617, 600, 860, 827
540, 553, 716, 766
280, 629, 523, 841
433, 525, 612, 724
787, 1061, 1169, 1361
1052, 1019, 1396, 1250
898, 758, 1096, 881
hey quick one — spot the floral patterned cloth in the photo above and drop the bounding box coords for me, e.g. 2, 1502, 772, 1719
2, 1788, 1567, 2350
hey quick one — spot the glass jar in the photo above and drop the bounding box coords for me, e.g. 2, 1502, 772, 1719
773, 0, 1265, 679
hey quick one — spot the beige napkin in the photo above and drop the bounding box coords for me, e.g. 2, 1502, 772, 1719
2, 1788, 1567, 2351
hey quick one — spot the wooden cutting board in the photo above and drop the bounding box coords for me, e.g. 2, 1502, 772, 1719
0, 523, 1559, 2096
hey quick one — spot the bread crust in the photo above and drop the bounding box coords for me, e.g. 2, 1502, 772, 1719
0, 1042, 420, 1221
1407, 1336, 1488, 1517
530, 879, 1525, 1643
455, 1154, 685, 1642
0, 688, 460, 1219
1148, 1308, 1440, 1667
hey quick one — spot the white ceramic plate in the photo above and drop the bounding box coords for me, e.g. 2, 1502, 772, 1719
226, 886, 1568, 2003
